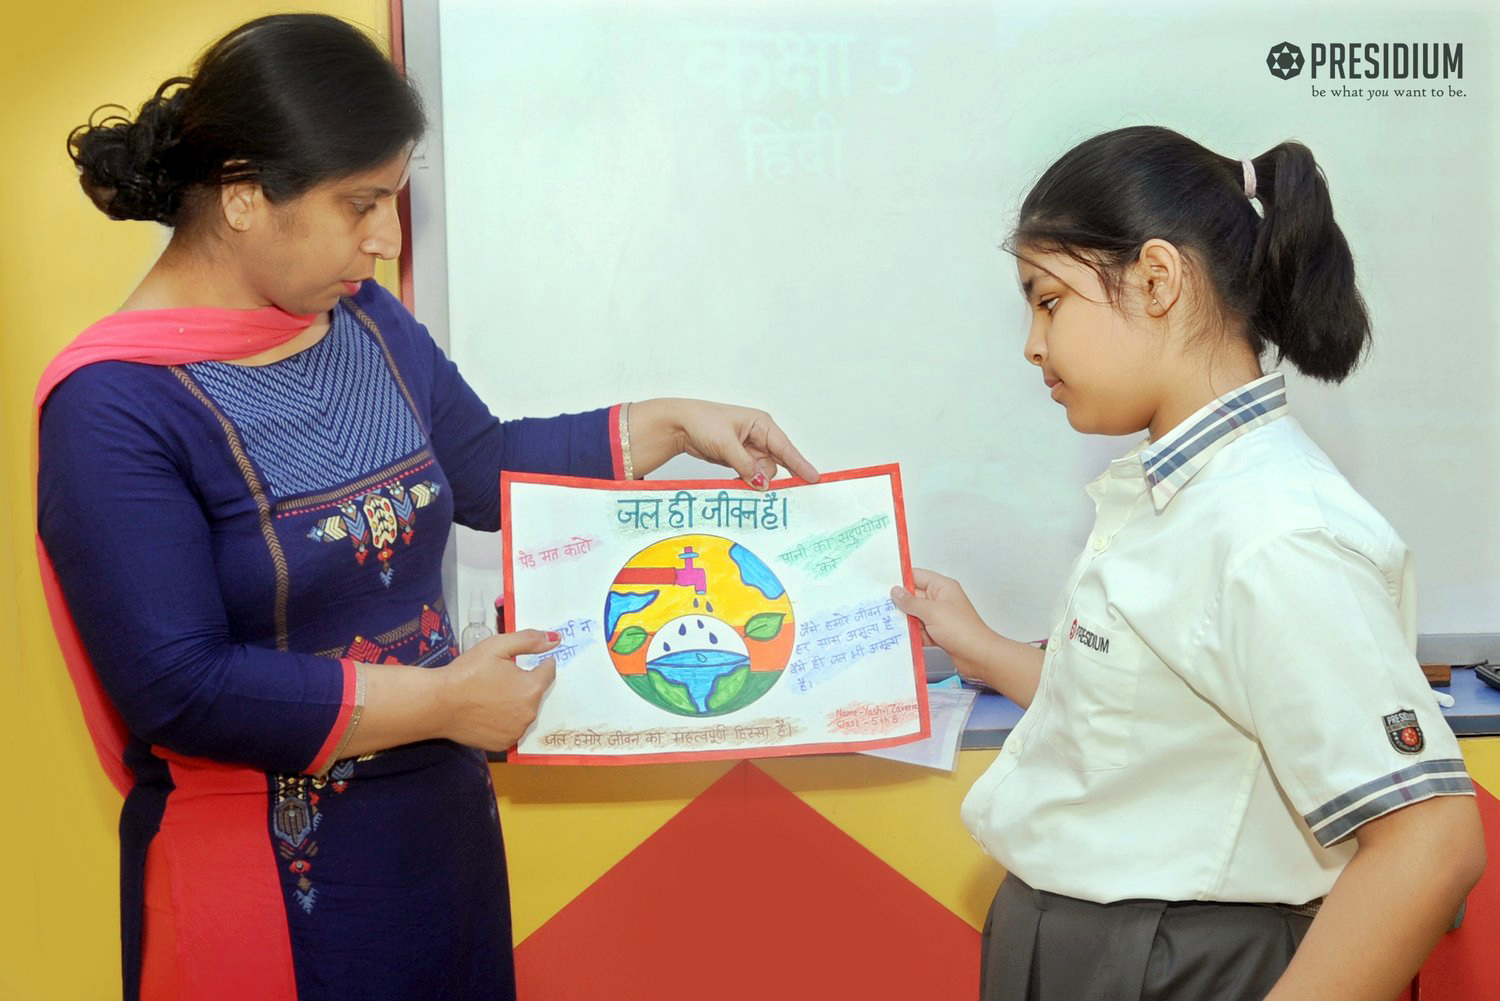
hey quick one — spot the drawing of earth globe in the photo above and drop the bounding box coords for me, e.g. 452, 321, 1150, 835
603, 534, 794, 718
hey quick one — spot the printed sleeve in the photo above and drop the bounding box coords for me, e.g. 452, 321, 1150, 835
38, 368, 359, 776
1198, 529, 1471, 847
424, 333, 622, 531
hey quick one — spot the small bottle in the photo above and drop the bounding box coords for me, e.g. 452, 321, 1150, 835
460, 592, 494, 652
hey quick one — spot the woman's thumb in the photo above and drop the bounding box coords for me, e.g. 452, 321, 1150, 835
489, 628, 561, 660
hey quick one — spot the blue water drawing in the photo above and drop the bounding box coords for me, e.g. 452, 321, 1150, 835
604, 590, 658, 638
649, 650, 753, 712
730, 543, 785, 599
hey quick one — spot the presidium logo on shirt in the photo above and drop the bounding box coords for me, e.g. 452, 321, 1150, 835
1068, 618, 1110, 655
1383, 710, 1425, 754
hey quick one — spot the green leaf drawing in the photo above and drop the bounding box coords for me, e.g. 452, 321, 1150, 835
743, 612, 785, 642
707, 666, 750, 711
707, 669, 783, 716
648, 669, 698, 714
612, 625, 648, 655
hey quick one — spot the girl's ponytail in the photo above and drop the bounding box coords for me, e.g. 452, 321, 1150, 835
1247, 143, 1370, 382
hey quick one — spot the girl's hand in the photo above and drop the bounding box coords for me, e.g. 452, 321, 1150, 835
628, 398, 820, 488
890, 568, 1000, 683
437, 630, 559, 750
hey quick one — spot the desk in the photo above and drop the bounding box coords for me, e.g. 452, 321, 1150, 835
1436, 667, 1500, 735
932, 649, 1500, 748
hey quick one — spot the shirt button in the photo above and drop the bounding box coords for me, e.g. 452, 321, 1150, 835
1008, 735, 1024, 754
1091, 535, 1107, 552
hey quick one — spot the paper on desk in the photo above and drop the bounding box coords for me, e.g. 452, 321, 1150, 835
860, 687, 978, 772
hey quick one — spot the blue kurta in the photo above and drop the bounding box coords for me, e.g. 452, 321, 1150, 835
38, 282, 618, 999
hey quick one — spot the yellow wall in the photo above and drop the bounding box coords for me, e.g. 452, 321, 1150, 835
0, 3, 393, 998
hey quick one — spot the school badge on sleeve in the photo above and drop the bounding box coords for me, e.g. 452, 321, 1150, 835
1383, 709, 1425, 754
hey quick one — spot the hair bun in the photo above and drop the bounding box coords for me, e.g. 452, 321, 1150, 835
69, 79, 191, 224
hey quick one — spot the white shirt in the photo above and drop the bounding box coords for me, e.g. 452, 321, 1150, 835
961, 373, 1472, 905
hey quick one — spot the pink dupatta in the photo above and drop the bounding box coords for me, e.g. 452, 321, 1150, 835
34, 305, 316, 795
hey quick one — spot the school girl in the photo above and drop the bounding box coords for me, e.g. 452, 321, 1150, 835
890, 126, 1485, 1001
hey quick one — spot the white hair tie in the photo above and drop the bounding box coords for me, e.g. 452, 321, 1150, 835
1241, 158, 1258, 199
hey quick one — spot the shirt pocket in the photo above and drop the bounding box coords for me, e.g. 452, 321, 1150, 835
1038, 610, 1143, 771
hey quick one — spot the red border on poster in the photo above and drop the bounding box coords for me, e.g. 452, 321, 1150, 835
500, 464, 930, 765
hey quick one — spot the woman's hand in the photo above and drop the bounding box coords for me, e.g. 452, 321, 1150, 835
891, 569, 1045, 706
436, 630, 559, 750
626, 398, 819, 488
331, 630, 561, 760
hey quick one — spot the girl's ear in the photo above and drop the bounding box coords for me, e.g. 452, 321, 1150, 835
1136, 238, 1185, 317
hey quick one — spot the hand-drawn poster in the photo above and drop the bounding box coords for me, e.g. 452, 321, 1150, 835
501, 465, 928, 764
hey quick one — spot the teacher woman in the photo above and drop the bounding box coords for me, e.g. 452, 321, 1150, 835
36, 13, 817, 1001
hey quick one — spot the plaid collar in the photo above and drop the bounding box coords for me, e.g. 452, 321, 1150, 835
1140, 372, 1289, 511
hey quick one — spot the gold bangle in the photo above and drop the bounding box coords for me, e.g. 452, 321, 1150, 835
316, 663, 368, 777
620, 402, 635, 481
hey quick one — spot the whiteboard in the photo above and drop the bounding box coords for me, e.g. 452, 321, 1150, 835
405, 0, 1500, 640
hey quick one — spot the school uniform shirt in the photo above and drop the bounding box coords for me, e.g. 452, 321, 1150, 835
961, 372, 1472, 906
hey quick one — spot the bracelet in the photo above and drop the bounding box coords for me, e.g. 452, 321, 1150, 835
620, 402, 635, 481
316, 664, 368, 777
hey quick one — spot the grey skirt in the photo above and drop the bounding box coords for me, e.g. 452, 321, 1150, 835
980, 875, 1315, 1001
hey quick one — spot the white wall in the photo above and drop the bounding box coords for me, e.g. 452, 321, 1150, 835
411, 0, 1500, 638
